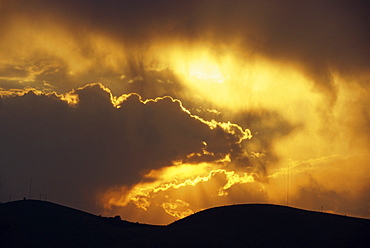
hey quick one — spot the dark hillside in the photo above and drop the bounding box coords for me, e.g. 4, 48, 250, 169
129, 204, 370, 247
0, 200, 158, 248
0, 201, 369, 247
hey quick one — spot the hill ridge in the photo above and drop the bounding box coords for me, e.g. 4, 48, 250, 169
1, 200, 369, 247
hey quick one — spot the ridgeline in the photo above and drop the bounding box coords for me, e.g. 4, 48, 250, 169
0, 200, 369, 247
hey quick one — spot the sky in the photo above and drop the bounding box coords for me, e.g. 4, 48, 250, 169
0, 0, 369, 224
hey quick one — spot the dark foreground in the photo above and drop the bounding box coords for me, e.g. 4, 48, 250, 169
0, 200, 369, 247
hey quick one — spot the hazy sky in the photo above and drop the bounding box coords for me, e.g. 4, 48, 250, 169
0, 0, 369, 224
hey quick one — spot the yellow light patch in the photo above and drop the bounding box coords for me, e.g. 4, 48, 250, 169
102, 161, 260, 220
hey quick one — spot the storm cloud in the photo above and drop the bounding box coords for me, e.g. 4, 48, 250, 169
0, 84, 252, 211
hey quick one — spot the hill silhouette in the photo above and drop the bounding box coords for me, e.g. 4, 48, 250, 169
164, 204, 370, 247
0, 200, 159, 248
0, 200, 369, 247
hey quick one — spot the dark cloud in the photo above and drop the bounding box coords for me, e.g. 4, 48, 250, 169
191, 107, 297, 175
0, 84, 250, 212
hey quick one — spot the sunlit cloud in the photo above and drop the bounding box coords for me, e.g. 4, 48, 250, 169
101, 161, 261, 220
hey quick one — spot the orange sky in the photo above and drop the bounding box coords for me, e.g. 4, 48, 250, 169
0, 0, 369, 224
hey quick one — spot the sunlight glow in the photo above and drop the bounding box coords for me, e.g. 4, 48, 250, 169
180, 53, 228, 84
155, 44, 319, 118
102, 162, 258, 219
